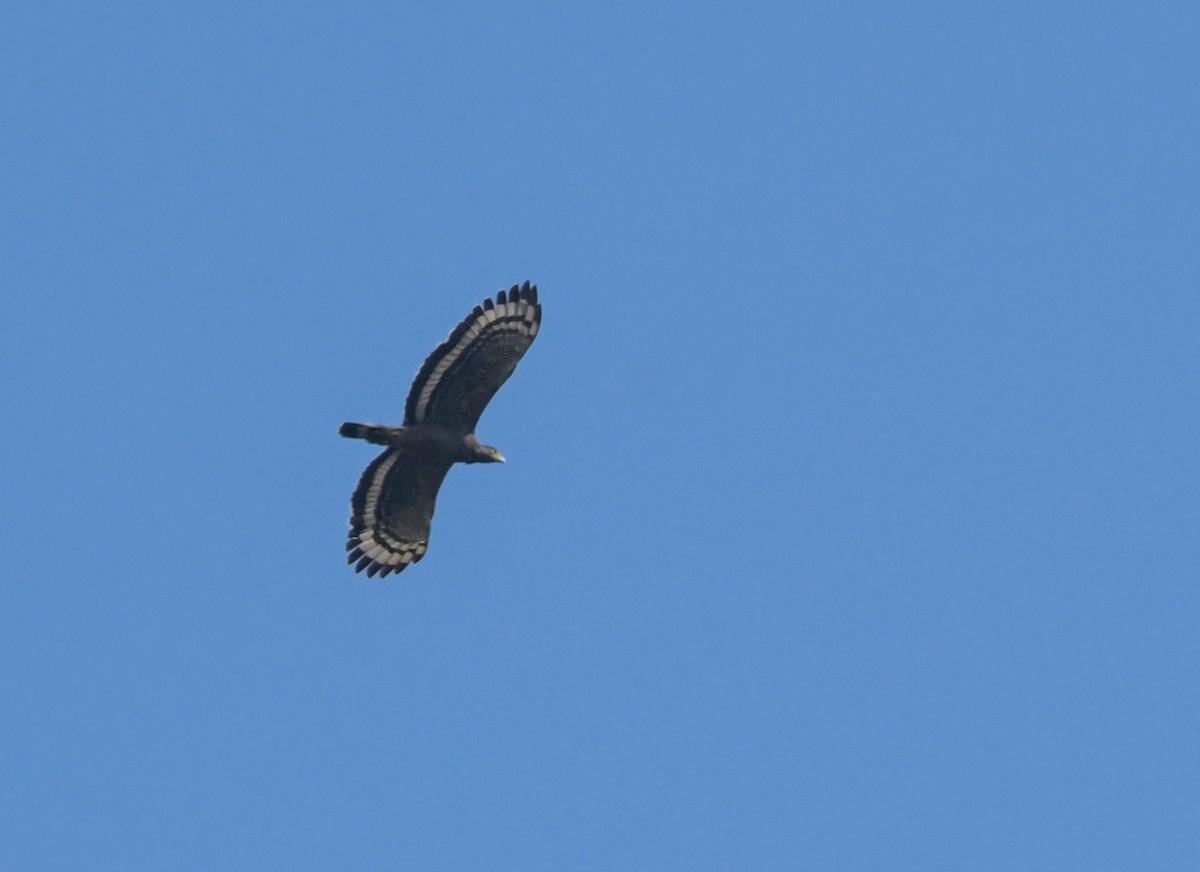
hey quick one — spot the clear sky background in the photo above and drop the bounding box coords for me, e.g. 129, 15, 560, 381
2, 2, 1197, 869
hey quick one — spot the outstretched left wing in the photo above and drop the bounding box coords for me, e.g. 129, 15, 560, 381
404, 282, 541, 431
346, 447, 453, 578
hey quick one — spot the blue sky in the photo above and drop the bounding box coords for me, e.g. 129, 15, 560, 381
2, 2, 1198, 869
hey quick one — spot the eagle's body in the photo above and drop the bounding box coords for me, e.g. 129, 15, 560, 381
339, 422, 493, 462
340, 282, 541, 578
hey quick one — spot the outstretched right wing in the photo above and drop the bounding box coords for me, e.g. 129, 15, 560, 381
403, 282, 541, 431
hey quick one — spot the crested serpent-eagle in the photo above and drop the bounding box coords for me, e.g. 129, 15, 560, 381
339, 282, 542, 577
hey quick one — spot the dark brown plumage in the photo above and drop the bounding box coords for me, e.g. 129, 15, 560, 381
339, 282, 541, 577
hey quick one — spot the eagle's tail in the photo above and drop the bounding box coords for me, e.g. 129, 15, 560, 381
339, 422, 403, 445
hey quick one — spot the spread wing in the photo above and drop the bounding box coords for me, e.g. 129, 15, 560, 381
404, 282, 541, 431
345, 448, 453, 578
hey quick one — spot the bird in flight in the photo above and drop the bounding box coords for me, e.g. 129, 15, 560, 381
339, 282, 542, 577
